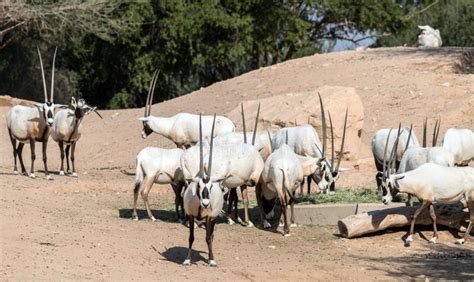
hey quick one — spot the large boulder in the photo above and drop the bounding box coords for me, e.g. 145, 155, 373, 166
227, 86, 366, 160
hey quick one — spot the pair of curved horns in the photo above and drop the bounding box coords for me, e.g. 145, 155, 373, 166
37, 46, 57, 103
422, 118, 441, 147
240, 103, 261, 146
144, 70, 160, 117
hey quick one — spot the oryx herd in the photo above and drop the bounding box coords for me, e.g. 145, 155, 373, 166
5, 49, 474, 267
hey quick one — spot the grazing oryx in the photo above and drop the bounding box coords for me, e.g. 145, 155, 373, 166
417, 25, 442, 48
372, 125, 420, 189
6, 47, 67, 180
51, 97, 102, 177
257, 133, 305, 236
272, 94, 347, 194
208, 104, 264, 227
381, 127, 474, 246
132, 147, 185, 222
139, 70, 235, 148
182, 114, 225, 267
442, 128, 474, 166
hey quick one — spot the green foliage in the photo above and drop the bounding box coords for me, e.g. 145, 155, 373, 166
296, 188, 409, 204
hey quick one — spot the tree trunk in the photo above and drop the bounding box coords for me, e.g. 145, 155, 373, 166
338, 203, 468, 239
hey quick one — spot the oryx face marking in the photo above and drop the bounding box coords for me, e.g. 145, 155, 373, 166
43, 102, 55, 127
142, 121, 153, 139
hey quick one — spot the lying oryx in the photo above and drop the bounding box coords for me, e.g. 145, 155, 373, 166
182, 114, 225, 267
132, 147, 185, 222
139, 70, 235, 148
442, 128, 474, 166
6, 47, 67, 180
381, 127, 474, 246
51, 97, 102, 176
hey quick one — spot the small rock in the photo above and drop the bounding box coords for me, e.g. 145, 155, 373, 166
442, 82, 450, 87
268, 245, 276, 249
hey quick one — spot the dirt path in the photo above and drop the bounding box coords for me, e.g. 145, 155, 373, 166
1, 47, 473, 280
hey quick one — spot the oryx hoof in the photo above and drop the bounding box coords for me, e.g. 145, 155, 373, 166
29, 173, 36, 179
133, 216, 139, 221
278, 222, 284, 227
208, 260, 217, 267
263, 220, 272, 229
455, 239, 465, 245
429, 237, 437, 244
227, 218, 235, 225
13, 170, 18, 175
59, 171, 65, 176
71, 172, 78, 178
237, 217, 244, 224
290, 223, 297, 228
46, 175, 53, 181
404, 235, 413, 246
183, 259, 191, 266
151, 216, 157, 222
245, 221, 254, 228
283, 233, 291, 237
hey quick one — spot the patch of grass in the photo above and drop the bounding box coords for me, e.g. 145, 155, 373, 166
295, 188, 411, 205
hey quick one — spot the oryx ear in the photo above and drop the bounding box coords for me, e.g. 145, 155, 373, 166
71, 97, 77, 108
54, 104, 69, 110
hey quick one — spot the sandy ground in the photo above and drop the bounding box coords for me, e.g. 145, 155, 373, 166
1, 47, 473, 280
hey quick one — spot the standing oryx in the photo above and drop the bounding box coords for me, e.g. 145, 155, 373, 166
442, 128, 474, 166
139, 70, 235, 148
51, 97, 102, 176
6, 47, 67, 180
380, 127, 474, 246
272, 94, 347, 194
132, 147, 185, 222
182, 114, 225, 267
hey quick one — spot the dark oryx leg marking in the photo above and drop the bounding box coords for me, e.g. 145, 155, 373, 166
241, 185, 251, 226
17, 143, 26, 174
71, 141, 77, 174
429, 204, 438, 242
290, 191, 295, 225
29, 139, 36, 176
42, 140, 49, 177
280, 194, 289, 235
306, 175, 312, 194
59, 141, 65, 173
8, 129, 18, 173
171, 184, 181, 221
65, 145, 71, 173
255, 182, 266, 228
185, 215, 195, 264
206, 218, 216, 265
300, 178, 305, 195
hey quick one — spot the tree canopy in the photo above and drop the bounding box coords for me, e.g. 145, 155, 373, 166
0, 0, 471, 109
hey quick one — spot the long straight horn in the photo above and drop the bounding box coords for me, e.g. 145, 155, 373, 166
207, 114, 217, 180
148, 70, 160, 117
267, 129, 273, 152
335, 108, 348, 173
144, 70, 158, 117
382, 129, 393, 180
390, 124, 402, 175
241, 103, 247, 144
37, 46, 48, 102
432, 119, 440, 147
318, 92, 327, 156
50, 47, 58, 103
199, 113, 204, 178
251, 103, 260, 146
404, 124, 413, 152
422, 117, 427, 148
328, 112, 335, 170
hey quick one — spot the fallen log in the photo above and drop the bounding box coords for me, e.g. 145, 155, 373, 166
338, 203, 468, 239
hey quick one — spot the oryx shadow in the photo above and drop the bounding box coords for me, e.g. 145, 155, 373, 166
156, 246, 207, 265
119, 208, 181, 223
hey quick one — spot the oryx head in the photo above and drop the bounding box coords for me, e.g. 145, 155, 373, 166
36, 47, 68, 127
139, 70, 159, 139
380, 124, 404, 204
311, 93, 348, 192
70, 97, 103, 120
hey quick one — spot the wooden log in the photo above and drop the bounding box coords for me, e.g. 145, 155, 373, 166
338, 203, 468, 239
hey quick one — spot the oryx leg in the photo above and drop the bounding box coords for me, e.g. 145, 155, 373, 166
240, 185, 253, 227
141, 176, 156, 221
171, 184, 182, 221
17, 143, 26, 175
183, 215, 195, 265
132, 178, 141, 221
255, 182, 266, 228
306, 175, 312, 194
406, 200, 430, 246
59, 141, 65, 175
407, 194, 413, 207
290, 192, 296, 227
280, 194, 290, 236
29, 139, 36, 178
70, 141, 77, 177
206, 218, 217, 266
42, 140, 51, 180
429, 204, 438, 243
65, 145, 71, 173
457, 198, 473, 245
8, 129, 18, 174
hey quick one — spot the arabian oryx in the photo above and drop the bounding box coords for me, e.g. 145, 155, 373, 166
381, 126, 474, 246
139, 70, 235, 148
6, 47, 67, 180
272, 94, 348, 194
182, 114, 226, 267
442, 128, 474, 166
397, 119, 455, 205
132, 147, 185, 222
257, 133, 305, 236
51, 97, 102, 177
372, 125, 420, 190
417, 25, 442, 48
209, 103, 264, 227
